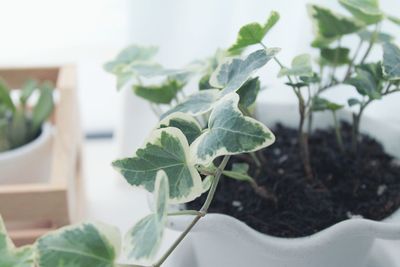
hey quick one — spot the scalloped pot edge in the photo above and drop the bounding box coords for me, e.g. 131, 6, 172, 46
167, 96, 400, 267
0, 123, 54, 185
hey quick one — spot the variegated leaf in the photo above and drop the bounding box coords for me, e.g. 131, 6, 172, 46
339, 0, 383, 25
191, 93, 275, 165
278, 54, 313, 77
124, 171, 168, 261
382, 42, 400, 81
0, 216, 35, 267
113, 127, 202, 203
210, 49, 278, 97
161, 89, 220, 119
37, 222, 121, 267
157, 112, 202, 144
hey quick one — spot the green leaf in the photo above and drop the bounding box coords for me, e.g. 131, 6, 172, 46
308, 5, 364, 40
191, 93, 275, 165
345, 69, 381, 99
320, 47, 350, 66
348, 98, 362, 106
358, 30, 393, 43
132, 79, 184, 104
199, 73, 212, 90
0, 119, 10, 152
210, 49, 278, 97
382, 42, 400, 81
312, 97, 344, 112
8, 110, 28, 149
32, 83, 54, 133
161, 89, 220, 119
104, 45, 158, 73
157, 112, 202, 144
358, 62, 383, 83
300, 73, 321, 84
237, 77, 260, 109
19, 79, 38, 106
0, 215, 35, 267
278, 54, 313, 77
124, 171, 168, 260
339, 0, 383, 25
0, 79, 15, 113
222, 163, 254, 183
113, 127, 202, 203
38, 222, 121, 267
228, 11, 280, 52
387, 14, 400, 25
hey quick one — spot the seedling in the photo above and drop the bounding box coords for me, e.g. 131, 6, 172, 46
0, 79, 54, 152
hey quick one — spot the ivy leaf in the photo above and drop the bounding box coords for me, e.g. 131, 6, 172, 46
300, 73, 321, 84
0, 79, 15, 113
104, 45, 158, 73
124, 171, 168, 261
132, 79, 184, 104
157, 112, 202, 144
161, 89, 220, 119
237, 77, 260, 109
278, 54, 313, 77
312, 97, 344, 112
37, 222, 121, 267
112, 127, 202, 203
348, 98, 362, 106
191, 93, 275, 165
228, 11, 280, 52
345, 69, 381, 99
358, 62, 383, 84
320, 47, 350, 66
223, 163, 254, 183
382, 42, 400, 81
199, 73, 212, 90
339, 0, 383, 25
0, 215, 35, 267
358, 30, 393, 43
210, 49, 278, 97
32, 82, 54, 133
308, 5, 363, 41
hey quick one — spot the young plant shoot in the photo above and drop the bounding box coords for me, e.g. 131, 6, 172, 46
2, 0, 400, 266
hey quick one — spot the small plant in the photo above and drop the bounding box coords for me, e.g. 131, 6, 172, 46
0, 79, 54, 152
1, 0, 400, 266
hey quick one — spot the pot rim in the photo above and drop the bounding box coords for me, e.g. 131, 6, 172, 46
0, 122, 53, 161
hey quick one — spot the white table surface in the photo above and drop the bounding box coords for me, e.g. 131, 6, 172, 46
81, 139, 400, 266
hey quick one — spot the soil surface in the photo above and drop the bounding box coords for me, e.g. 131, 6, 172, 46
187, 123, 400, 237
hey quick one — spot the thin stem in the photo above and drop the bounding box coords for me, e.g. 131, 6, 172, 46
360, 23, 380, 65
150, 104, 162, 118
332, 111, 344, 153
330, 38, 342, 84
344, 38, 363, 81
167, 210, 203, 216
249, 152, 262, 167
153, 156, 231, 267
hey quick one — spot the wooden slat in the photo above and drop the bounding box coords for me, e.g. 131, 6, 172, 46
0, 65, 81, 245
0, 67, 59, 88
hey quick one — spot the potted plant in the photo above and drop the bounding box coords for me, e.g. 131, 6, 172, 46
1, 0, 399, 266
0, 79, 54, 184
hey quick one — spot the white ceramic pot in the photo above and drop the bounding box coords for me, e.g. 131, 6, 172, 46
167, 97, 400, 267
0, 123, 54, 185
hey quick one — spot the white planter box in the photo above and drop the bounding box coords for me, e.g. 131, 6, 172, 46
167, 96, 400, 267
0, 123, 53, 185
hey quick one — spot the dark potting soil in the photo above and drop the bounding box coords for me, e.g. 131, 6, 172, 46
187, 123, 400, 238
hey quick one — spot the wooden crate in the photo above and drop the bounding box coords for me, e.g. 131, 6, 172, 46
0, 66, 82, 246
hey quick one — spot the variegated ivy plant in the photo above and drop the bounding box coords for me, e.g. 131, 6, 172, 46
2, 0, 400, 266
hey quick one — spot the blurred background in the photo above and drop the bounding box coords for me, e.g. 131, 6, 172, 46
1, 0, 400, 262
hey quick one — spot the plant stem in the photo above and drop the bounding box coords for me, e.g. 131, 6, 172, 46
344, 38, 363, 81
167, 210, 203, 216
249, 152, 262, 167
359, 23, 380, 65
152, 156, 231, 267
260, 42, 313, 180
332, 111, 344, 153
